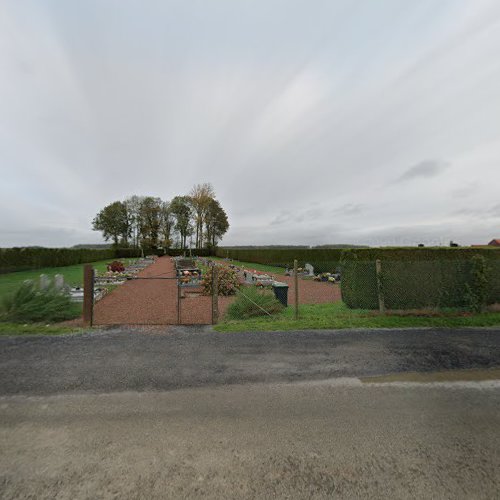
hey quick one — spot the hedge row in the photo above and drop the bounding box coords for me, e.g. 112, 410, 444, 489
0, 247, 216, 274
145, 248, 213, 258
340, 257, 500, 310
0, 247, 144, 274
217, 247, 500, 270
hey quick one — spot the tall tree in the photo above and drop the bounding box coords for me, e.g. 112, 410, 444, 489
189, 183, 215, 249
204, 198, 229, 248
92, 201, 130, 246
170, 196, 193, 249
124, 195, 144, 248
159, 200, 175, 248
139, 196, 162, 247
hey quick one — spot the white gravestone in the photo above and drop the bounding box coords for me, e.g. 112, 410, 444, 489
54, 274, 65, 290
305, 263, 314, 276
39, 274, 50, 290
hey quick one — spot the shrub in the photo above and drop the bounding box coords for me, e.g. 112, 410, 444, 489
1, 281, 77, 323
226, 286, 284, 319
202, 266, 240, 296
465, 255, 489, 312
107, 260, 125, 272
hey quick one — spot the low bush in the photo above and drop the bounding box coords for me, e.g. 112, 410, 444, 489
226, 286, 284, 319
202, 265, 240, 296
1, 281, 77, 323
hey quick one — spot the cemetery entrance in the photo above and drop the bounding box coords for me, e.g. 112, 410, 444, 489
92, 256, 215, 326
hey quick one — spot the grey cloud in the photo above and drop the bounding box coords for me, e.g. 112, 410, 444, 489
1, 1, 500, 247
330, 204, 365, 216
394, 160, 450, 184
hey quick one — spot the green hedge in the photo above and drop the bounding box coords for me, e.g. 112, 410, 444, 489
217, 247, 500, 275
141, 248, 214, 257
340, 256, 500, 310
216, 248, 344, 269
0, 247, 144, 274
0, 247, 217, 273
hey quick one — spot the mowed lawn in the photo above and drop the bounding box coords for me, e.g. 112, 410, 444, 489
0, 259, 118, 300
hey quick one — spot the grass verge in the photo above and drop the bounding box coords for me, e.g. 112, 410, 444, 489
0, 322, 83, 336
214, 302, 500, 332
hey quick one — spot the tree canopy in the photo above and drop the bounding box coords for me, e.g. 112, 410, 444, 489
92, 185, 229, 250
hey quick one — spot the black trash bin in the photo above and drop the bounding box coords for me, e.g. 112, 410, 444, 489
272, 282, 289, 307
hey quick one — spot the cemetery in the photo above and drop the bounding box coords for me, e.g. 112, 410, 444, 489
1, 246, 500, 331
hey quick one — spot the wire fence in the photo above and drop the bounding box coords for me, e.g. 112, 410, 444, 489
204, 256, 500, 322
81, 254, 500, 326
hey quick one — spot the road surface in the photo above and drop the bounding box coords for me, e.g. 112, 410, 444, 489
1, 327, 499, 499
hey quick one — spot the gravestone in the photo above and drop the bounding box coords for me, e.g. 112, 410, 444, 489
54, 274, 65, 290
39, 274, 50, 290
305, 263, 314, 276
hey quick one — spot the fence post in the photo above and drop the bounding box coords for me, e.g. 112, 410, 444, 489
212, 265, 219, 324
375, 259, 385, 314
177, 278, 181, 325
294, 259, 299, 320
83, 264, 94, 327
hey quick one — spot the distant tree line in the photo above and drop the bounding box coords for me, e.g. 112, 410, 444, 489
92, 183, 229, 250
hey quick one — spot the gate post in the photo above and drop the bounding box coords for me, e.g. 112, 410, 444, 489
83, 264, 94, 327
177, 278, 181, 325
212, 265, 219, 324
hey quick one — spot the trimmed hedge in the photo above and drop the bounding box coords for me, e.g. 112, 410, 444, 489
216, 248, 344, 269
216, 247, 500, 310
0, 248, 117, 274
217, 246, 500, 265
0, 247, 215, 273
141, 248, 213, 258
341, 256, 500, 310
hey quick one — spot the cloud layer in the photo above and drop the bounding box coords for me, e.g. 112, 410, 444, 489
1, 0, 500, 247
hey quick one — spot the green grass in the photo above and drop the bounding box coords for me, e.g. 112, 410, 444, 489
0, 258, 129, 328
210, 257, 285, 275
0, 259, 122, 300
214, 302, 500, 332
0, 322, 83, 336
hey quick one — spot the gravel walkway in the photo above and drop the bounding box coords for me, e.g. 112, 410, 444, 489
93, 257, 340, 326
94, 256, 231, 325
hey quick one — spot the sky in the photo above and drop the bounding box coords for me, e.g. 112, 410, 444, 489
1, 0, 499, 248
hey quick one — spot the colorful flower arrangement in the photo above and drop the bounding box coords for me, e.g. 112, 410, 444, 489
107, 261, 125, 273
202, 265, 240, 296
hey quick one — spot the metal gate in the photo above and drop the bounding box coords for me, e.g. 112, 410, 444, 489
83, 261, 218, 326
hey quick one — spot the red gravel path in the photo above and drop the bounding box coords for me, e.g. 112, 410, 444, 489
93, 257, 341, 325
94, 256, 231, 326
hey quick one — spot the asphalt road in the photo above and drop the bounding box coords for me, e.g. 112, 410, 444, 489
1, 326, 500, 395
1, 327, 500, 499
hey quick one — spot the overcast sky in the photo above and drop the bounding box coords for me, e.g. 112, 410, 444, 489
1, 0, 499, 247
